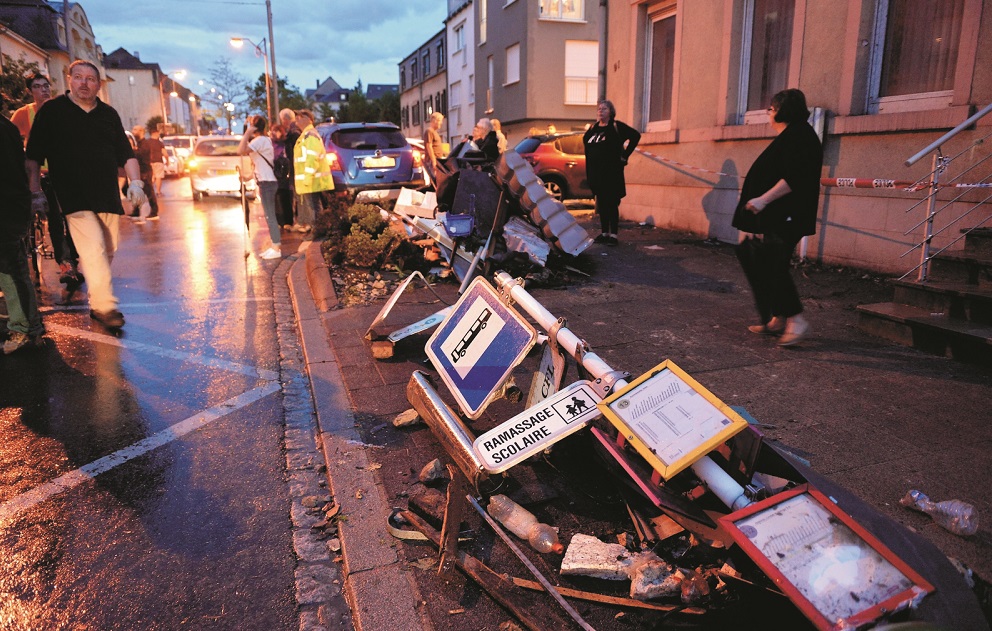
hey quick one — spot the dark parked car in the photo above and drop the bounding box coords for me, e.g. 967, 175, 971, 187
513, 132, 591, 201
314, 122, 424, 192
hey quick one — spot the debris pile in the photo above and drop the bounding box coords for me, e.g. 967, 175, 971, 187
371, 271, 967, 631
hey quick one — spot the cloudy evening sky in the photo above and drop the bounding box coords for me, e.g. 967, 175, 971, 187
84, 0, 447, 97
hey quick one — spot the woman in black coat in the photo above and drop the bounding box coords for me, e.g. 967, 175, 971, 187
583, 100, 640, 246
733, 88, 822, 346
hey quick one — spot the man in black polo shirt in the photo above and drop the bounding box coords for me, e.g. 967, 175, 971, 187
25, 60, 147, 329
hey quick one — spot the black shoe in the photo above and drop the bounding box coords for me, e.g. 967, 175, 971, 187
593, 234, 609, 244
606, 236, 619, 246
90, 309, 125, 328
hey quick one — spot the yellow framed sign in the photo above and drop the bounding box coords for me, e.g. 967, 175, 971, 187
597, 360, 748, 480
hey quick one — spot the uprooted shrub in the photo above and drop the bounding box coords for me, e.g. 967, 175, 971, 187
318, 199, 398, 269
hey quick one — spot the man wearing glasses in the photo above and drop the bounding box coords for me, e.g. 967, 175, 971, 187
25, 61, 146, 329
11, 73, 84, 301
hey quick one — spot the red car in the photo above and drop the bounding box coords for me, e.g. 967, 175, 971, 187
513, 132, 591, 201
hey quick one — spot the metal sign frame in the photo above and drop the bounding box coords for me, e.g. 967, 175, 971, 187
597, 359, 748, 480
426, 277, 537, 419
720, 485, 934, 631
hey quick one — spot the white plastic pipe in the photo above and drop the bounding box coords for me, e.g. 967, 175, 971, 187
493, 272, 751, 512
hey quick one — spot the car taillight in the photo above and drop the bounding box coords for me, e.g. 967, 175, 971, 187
412, 149, 423, 169
326, 152, 342, 172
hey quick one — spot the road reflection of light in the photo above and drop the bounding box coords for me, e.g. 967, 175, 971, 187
184, 211, 213, 303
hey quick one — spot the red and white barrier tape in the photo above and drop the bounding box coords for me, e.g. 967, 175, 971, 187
635, 148, 742, 179
632, 149, 992, 192
821, 177, 992, 192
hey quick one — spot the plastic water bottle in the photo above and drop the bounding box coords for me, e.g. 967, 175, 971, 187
900, 490, 978, 536
487, 494, 564, 554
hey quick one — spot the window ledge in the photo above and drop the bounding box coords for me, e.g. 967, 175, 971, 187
640, 130, 678, 145
538, 17, 588, 24
831, 106, 973, 135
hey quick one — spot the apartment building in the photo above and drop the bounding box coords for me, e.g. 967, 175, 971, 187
475, 0, 602, 147
399, 29, 448, 141
445, 0, 475, 143
606, 0, 990, 273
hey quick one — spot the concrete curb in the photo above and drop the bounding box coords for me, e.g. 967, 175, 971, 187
288, 253, 430, 631
305, 241, 338, 312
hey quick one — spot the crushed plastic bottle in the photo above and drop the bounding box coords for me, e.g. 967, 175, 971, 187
487, 494, 564, 554
900, 489, 978, 536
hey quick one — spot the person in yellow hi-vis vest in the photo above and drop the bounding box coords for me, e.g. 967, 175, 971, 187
291, 109, 333, 233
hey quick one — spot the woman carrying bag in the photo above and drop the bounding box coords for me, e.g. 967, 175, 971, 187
733, 88, 822, 347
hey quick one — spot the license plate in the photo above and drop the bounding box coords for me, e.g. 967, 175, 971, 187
363, 156, 395, 169
213, 169, 237, 176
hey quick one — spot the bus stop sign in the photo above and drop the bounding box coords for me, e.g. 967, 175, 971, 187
426, 277, 537, 419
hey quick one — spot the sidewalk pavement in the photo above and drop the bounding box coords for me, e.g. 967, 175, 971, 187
287, 214, 991, 630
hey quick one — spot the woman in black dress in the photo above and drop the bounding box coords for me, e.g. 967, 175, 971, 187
733, 88, 822, 347
583, 100, 640, 246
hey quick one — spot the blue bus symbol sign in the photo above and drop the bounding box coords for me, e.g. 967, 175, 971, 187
427, 277, 537, 419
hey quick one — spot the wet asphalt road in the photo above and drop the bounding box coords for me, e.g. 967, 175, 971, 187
1, 178, 299, 630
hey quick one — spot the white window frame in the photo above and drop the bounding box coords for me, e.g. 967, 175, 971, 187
866, 0, 960, 114
738, 0, 804, 125
642, 4, 679, 132
450, 80, 461, 109
486, 56, 494, 113
564, 40, 598, 106
479, 0, 488, 44
539, 0, 584, 21
454, 23, 465, 52
504, 43, 520, 86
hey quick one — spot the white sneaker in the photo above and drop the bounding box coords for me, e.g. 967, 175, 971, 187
259, 247, 282, 260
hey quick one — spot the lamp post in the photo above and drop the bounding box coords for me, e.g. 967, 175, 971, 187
230, 36, 273, 124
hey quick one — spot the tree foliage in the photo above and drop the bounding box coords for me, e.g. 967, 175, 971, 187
247, 74, 309, 120
331, 81, 400, 125
206, 58, 249, 132
0, 55, 42, 116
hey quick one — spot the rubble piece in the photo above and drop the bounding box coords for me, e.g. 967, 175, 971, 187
560, 534, 633, 580
629, 558, 682, 601
678, 569, 711, 605
503, 217, 551, 266
392, 409, 422, 428
649, 514, 685, 541
752, 471, 793, 495
511, 577, 705, 615
355, 188, 401, 205
418, 459, 448, 485
394, 188, 437, 219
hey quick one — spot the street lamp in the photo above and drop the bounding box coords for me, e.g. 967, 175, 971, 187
230, 36, 273, 124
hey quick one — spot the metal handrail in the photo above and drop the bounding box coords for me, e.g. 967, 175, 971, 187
905, 102, 992, 166
902, 102, 992, 281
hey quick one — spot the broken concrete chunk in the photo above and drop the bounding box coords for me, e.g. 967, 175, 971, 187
679, 569, 711, 606
393, 408, 422, 427
418, 458, 448, 485
629, 558, 681, 601
560, 533, 632, 580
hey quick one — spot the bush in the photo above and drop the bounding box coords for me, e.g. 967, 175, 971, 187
343, 223, 393, 267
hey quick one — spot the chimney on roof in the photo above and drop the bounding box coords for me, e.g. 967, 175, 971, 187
316, 79, 320, 88
134, 51, 140, 60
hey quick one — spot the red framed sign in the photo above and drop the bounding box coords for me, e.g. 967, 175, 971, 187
720, 485, 934, 631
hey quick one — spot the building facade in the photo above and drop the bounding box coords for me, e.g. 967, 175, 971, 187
103, 48, 196, 134
606, 0, 990, 274
445, 0, 475, 143
399, 29, 448, 141
475, 0, 601, 147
